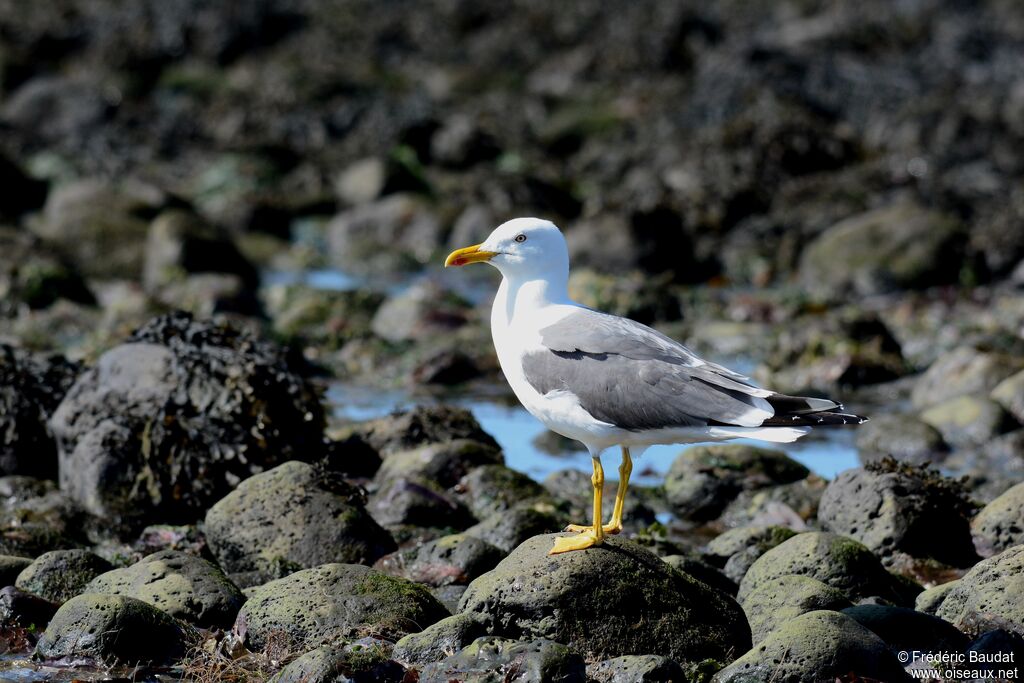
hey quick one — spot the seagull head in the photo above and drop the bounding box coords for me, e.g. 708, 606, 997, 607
444, 217, 569, 280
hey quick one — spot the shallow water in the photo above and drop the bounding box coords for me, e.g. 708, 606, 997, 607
326, 381, 861, 486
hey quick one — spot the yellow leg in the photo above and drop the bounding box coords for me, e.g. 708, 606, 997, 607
550, 457, 604, 554
565, 446, 632, 535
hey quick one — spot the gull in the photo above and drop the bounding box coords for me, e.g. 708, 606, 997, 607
445, 218, 866, 555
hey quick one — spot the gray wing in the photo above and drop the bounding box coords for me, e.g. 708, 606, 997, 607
522, 308, 775, 430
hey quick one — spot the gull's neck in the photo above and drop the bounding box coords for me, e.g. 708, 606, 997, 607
495, 270, 572, 327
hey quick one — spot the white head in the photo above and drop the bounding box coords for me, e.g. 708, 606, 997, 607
444, 217, 569, 283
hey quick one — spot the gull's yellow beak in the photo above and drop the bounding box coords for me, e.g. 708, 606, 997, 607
444, 243, 498, 267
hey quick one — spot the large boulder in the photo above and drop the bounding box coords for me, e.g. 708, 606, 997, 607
455, 464, 550, 521
0, 346, 80, 479
664, 444, 810, 521
704, 525, 798, 584
459, 534, 751, 665
919, 395, 1014, 448
935, 545, 1024, 636
393, 613, 490, 665
737, 532, 910, 605
374, 439, 504, 489
971, 481, 1024, 557
84, 550, 244, 629
34, 593, 193, 665
235, 564, 450, 649
271, 643, 406, 683
205, 461, 395, 584
49, 312, 325, 529
855, 413, 947, 465
840, 604, 969, 655
15, 549, 113, 604
326, 194, 443, 275
797, 201, 964, 297
738, 574, 852, 644
713, 611, 912, 682
416, 636, 586, 683
587, 655, 686, 683
818, 463, 979, 567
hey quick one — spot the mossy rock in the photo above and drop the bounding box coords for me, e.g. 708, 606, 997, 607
34, 593, 193, 665
935, 545, 1024, 636
915, 581, 959, 615
455, 464, 549, 520
739, 574, 852, 644
818, 465, 979, 567
205, 461, 396, 580
84, 549, 244, 629
665, 445, 809, 522
393, 613, 490, 665
971, 481, 1024, 557
855, 413, 947, 466
920, 395, 1013, 448
374, 533, 503, 587
459, 534, 751, 665
737, 532, 908, 605
704, 526, 798, 584
236, 563, 450, 649
719, 477, 826, 528
416, 636, 586, 683
841, 604, 969, 655
911, 346, 1022, 410
270, 641, 405, 683
463, 503, 562, 553
375, 439, 504, 489
992, 368, 1024, 423
587, 654, 686, 683
713, 610, 912, 682
355, 405, 498, 457
367, 476, 474, 529
15, 549, 112, 604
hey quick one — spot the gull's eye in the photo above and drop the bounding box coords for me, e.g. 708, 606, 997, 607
514, 234, 527, 243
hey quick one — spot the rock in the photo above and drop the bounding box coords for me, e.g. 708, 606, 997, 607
265, 285, 385, 352
460, 534, 751, 664
430, 586, 467, 614
271, 642, 406, 683
942, 429, 1024, 504
567, 268, 683, 324
797, 201, 965, 297
971, 481, 1024, 557
84, 550, 243, 629
915, 581, 958, 616
370, 281, 472, 343
661, 554, 738, 596
463, 504, 562, 553
326, 195, 443, 275
719, 476, 827, 529
31, 178, 168, 280
334, 157, 386, 206
235, 563, 450, 649
392, 613, 490, 665
205, 461, 396, 583
737, 532, 909, 605
430, 114, 500, 168
367, 477, 473, 529
841, 604, 969, 655
920, 395, 1014, 447
417, 637, 586, 683
34, 593, 192, 665
455, 464, 549, 521
936, 545, 1024, 636
967, 629, 1024, 673
0, 153, 47, 221
411, 349, 481, 386
15, 550, 113, 604
713, 611, 912, 682
355, 406, 498, 457
322, 433, 383, 479
49, 312, 326, 529
0, 227, 94, 312
992, 369, 1024, 423
375, 440, 504, 489
911, 346, 1022, 410
142, 209, 258, 293
0, 586, 59, 628
0, 556, 33, 586
664, 444, 809, 521
0, 346, 81, 480
740, 574, 852, 644
587, 655, 686, 683
818, 462, 979, 567
855, 413, 948, 465
374, 534, 502, 587
704, 526, 798, 584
